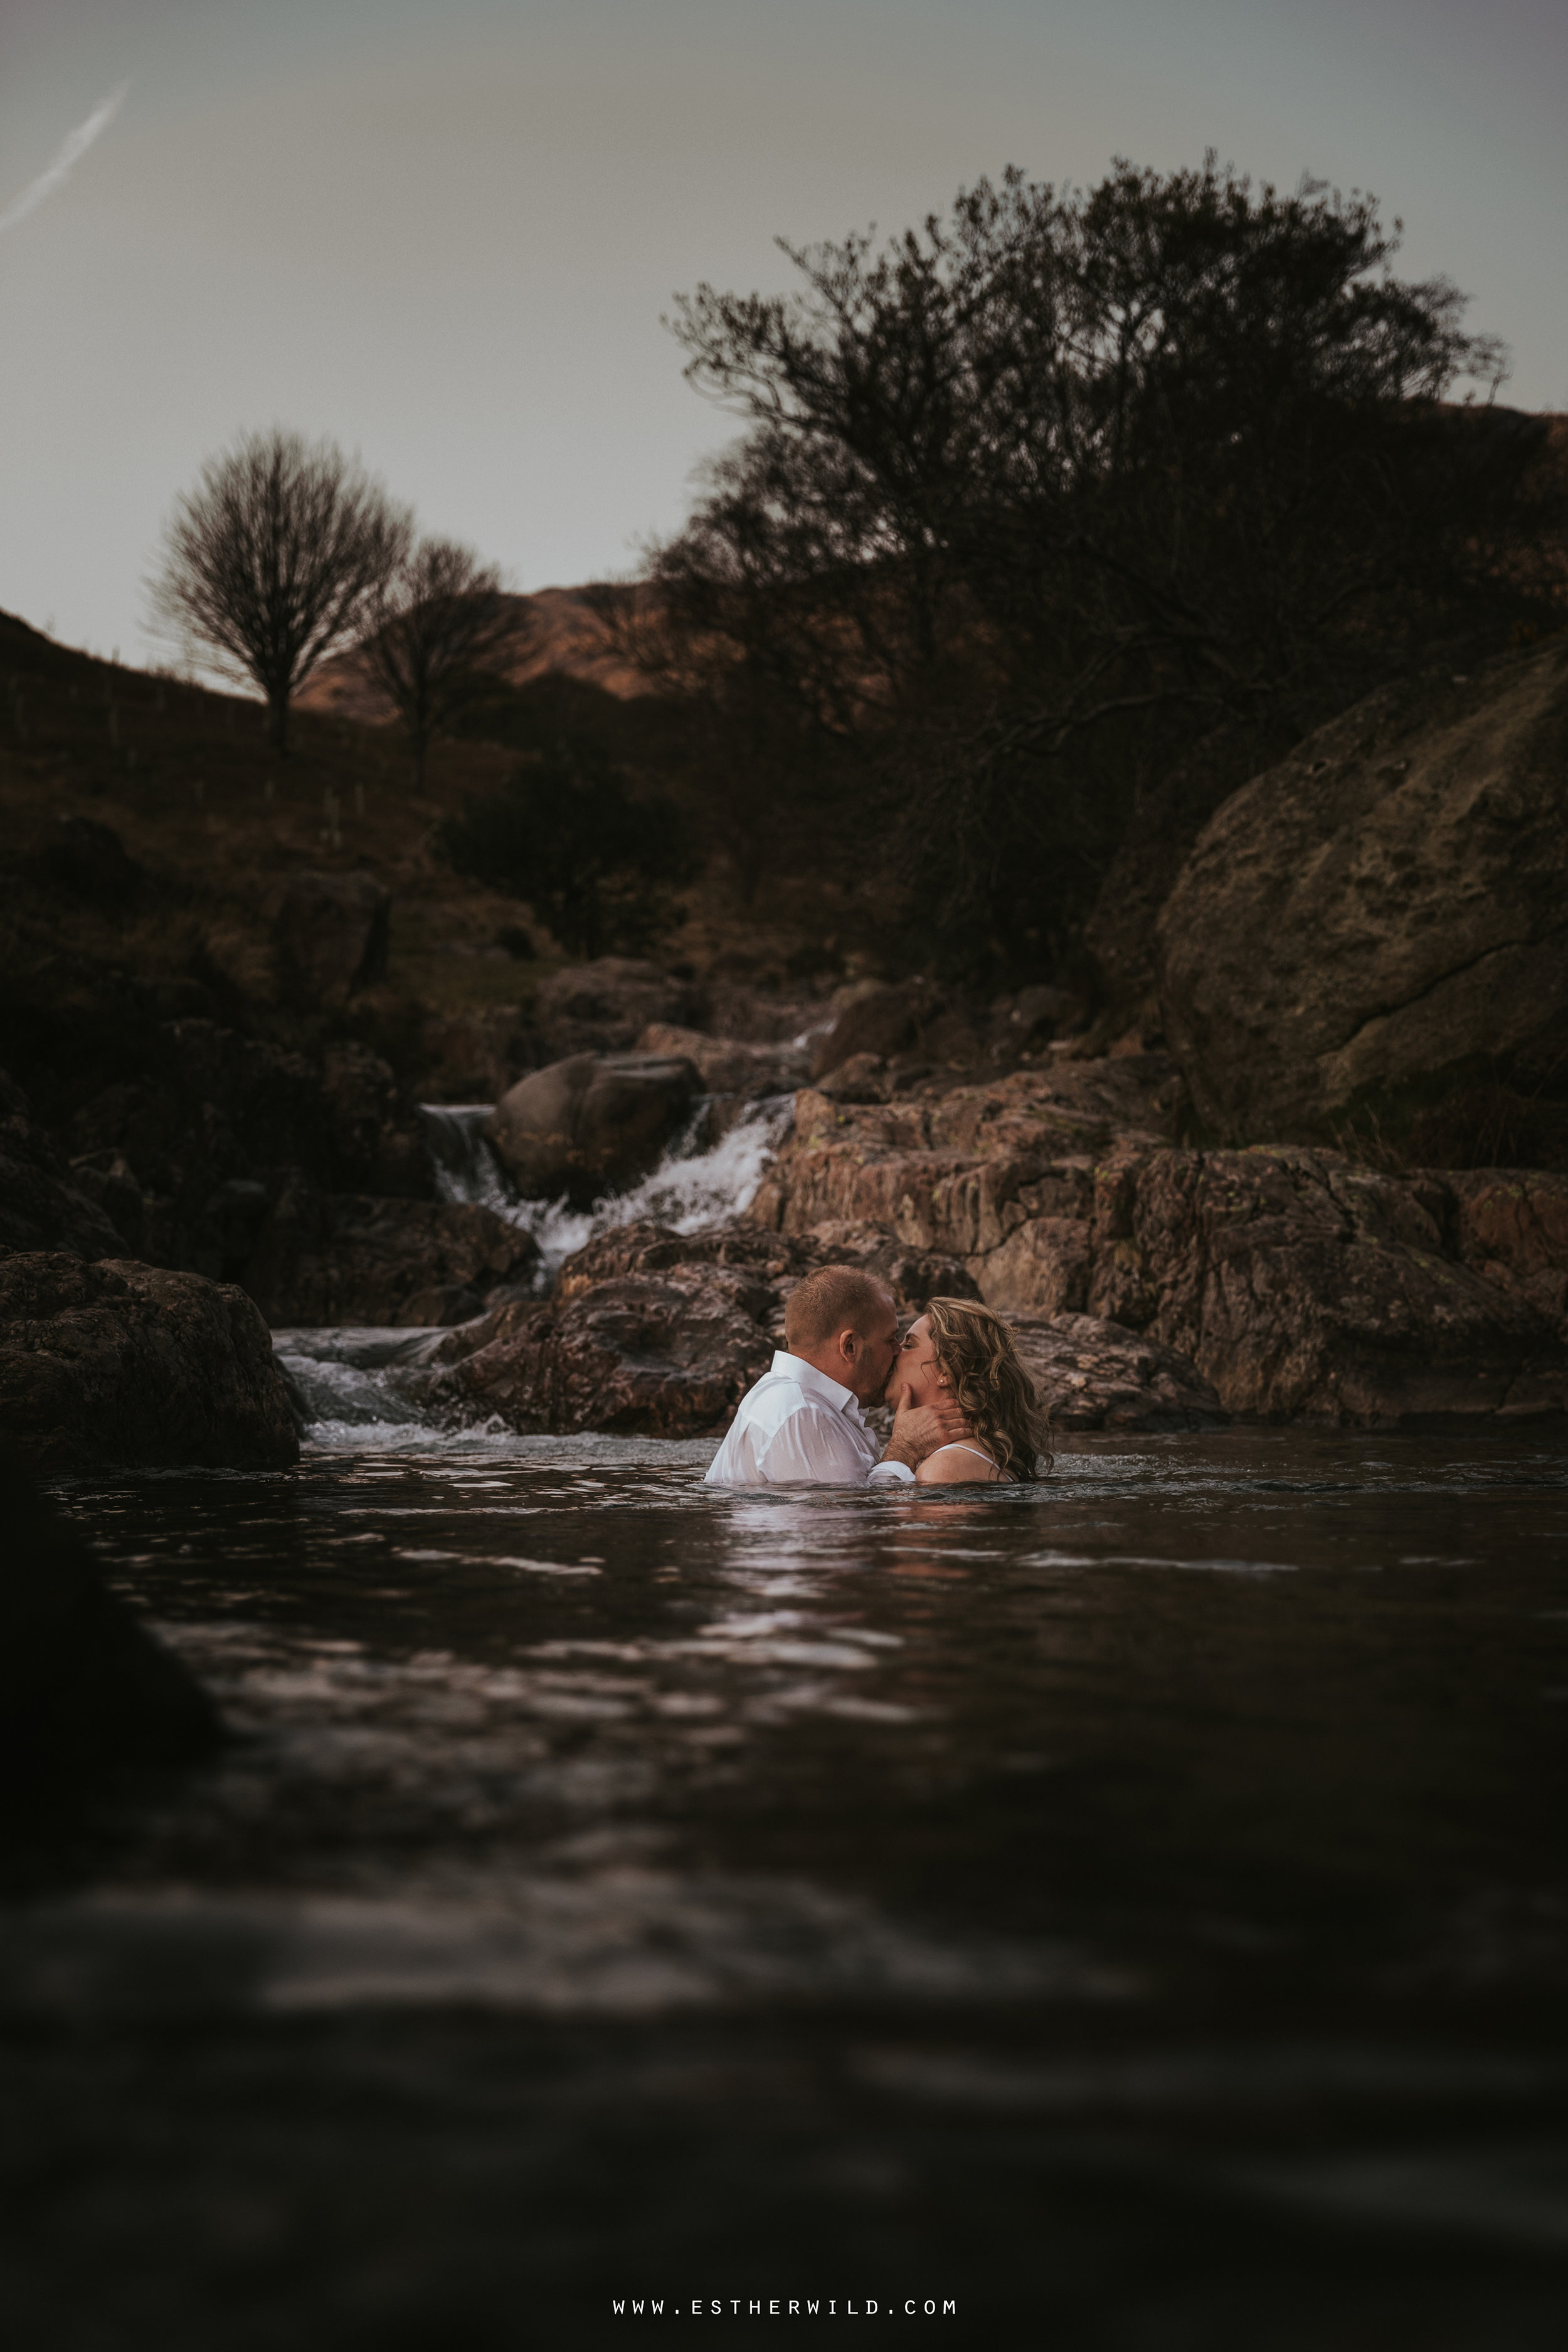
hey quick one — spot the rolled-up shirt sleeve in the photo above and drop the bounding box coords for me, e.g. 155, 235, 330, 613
867, 1458, 916, 1486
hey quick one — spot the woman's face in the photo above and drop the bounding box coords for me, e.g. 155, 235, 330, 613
893, 1312, 946, 1408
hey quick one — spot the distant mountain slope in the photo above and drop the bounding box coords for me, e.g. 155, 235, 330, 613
298, 583, 654, 721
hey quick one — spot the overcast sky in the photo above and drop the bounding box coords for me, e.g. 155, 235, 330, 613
3, 0, 1565, 668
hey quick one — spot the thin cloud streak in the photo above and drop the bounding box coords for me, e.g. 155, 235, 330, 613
0, 85, 127, 241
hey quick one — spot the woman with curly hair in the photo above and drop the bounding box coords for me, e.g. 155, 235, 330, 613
891, 1296, 1051, 1484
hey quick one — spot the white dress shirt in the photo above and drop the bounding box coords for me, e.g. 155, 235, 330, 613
704, 1351, 917, 1488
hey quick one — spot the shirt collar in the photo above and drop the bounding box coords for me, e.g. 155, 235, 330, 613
770, 1349, 867, 1423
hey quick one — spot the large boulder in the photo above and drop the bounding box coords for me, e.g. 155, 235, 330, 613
245, 1179, 539, 1327
0, 1072, 127, 1258
487, 1053, 700, 1205
426, 1263, 773, 1436
1157, 642, 1568, 1147
1, 1454, 223, 1790
533, 958, 692, 1057
0, 1253, 300, 1472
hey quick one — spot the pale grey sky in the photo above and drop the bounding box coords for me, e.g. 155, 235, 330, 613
3, 0, 1564, 667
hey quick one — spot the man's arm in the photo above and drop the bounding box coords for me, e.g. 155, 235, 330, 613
874, 1382, 971, 1481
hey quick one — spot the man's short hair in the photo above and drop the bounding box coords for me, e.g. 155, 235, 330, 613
784, 1264, 894, 1353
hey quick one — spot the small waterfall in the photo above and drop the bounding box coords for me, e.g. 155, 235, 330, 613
417, 1093, 793, 1292
278, 1095, 793, 1450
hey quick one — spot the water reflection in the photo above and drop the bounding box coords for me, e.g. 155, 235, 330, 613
8, 1428, 1568, 2339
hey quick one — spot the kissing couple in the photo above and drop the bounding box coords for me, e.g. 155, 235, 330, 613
706, 1264, 1049, 1489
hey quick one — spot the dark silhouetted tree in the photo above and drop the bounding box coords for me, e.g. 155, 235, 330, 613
439, 747, 696, 959
357, 538, 522, 788
152, 428, 409, 753
642, 155, 1547, 980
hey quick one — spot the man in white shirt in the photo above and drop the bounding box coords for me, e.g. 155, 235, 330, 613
704, 1264, 967, 1488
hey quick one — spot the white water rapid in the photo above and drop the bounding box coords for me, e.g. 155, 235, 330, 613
274, 1093, 793, 1449
418, 1093, 793, 1291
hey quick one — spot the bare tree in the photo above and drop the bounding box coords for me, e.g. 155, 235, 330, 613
152, 428, 410, 753
356, 538, 522, 787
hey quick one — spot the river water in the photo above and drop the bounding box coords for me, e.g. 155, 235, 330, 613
8, 1116, 1568, 2345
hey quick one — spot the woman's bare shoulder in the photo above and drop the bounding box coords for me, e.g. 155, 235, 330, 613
916, 1443, 1004, 1485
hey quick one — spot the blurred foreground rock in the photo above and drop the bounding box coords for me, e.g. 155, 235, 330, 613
0, 1253, 299, 1473
1, 1454, 223, 1788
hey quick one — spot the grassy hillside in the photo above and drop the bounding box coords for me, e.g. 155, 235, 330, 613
0, 608, 857, 1115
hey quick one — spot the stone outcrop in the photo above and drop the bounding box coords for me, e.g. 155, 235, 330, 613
1157, 642, 1568, 1146
243, 1180, 539, 1327
532, 958, 693, 1057
425, 1264, 773, 1437
1, 1456, 223, 1786
751, 1069, 1568, 1424
809, 980, 987, 1083
637, 1022, 808, 1098
487, 1053, 699, 1204
0, 1253, 300, 1473
1007, 1315, 1226, 1431
554, 1217, 977, 1333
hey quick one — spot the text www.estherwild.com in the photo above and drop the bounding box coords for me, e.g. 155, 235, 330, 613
612, 2300, 956, 2317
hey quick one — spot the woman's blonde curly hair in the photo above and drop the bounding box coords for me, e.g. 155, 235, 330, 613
924, 1296, 1052, 1483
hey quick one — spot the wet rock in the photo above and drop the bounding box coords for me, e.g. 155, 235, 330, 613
749, 1067, 1568, 1422
637, 1022, 808, 1098
815, 1052, 890, 1104
809, 980, 984, 1082
1158, 643, 1568, 1145
554, 1219, 812, 1303
1438, 1170, 1568, 1338
1005, 1313, 1227, 1431
268, 871, 389, 1005
0, 1072, 127, 1258
554, 1218, 975, 1338
428, 1263, 772, 1436
0, 1252, 299, 1473
487, 1052, 700, 1206
534, 958, 692, 1057
750, 1062, 1173, 1251
1, 1454, 224, 1788
245, 1179, 539, 1327
1109, 1145, 1568, 1424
